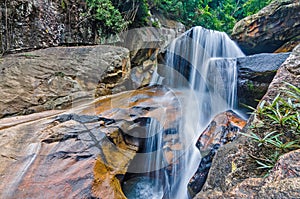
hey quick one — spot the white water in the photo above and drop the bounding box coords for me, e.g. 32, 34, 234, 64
161, 26, 244, 126
137, 26, 245, 199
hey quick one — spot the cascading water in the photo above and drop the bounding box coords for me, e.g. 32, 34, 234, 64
161, 26, 245, 126
124, 26, 244, 199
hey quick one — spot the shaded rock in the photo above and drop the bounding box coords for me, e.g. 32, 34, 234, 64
237, 52, 290, 109
194, 44, 300, 199
129, 49, 159, 89
0, 45, 130, 118
275, 35, 300, 53
0, 0, 100, 54
231, 0, 300, 55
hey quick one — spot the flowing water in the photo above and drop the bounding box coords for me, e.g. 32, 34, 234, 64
124, 26, 244, 199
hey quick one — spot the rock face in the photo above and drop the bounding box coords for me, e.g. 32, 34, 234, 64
231, 0, 300, 55
194, 44, 300, 199
237, 52, 290, 110
0, 45, 130, 118
0, 0, 98, 54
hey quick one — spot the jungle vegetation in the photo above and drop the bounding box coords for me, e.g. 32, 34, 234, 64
85, 0, 272, 35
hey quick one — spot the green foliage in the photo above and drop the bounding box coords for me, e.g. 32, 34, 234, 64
83, 0, 273, 37
241, 82, 300, 175
86, 0, 127, 36
152, 0, 272, 34
153, 0, 199, 25
112, 0, 150, 28
242, 0, 273, 16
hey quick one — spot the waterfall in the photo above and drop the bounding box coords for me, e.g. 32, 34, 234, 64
160, 26, 245, 126
125, 26, 244, 199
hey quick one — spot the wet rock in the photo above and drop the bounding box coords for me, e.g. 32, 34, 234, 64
193, 44, 300, 199
196, 111, 246, 153
122, 176, 164, 199
0, 86, 186, 198
189, 110, 246, 197
0, 45, 130, 118
231, 0, 300, 55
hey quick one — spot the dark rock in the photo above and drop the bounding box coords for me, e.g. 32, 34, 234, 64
231, 0, 300, 55
275, 35, 300, 53
237, 53, 290, 109
0, 0, 100, 54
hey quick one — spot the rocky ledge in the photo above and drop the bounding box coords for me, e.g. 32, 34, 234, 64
0, 45, 130, 118
232, 0, 300, 54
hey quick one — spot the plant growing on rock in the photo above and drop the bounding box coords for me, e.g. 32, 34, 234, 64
241, 82, 300, 176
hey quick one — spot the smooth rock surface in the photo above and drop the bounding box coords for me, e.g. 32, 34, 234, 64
231, 0, 300, 55
0, 86, 186, 198
0, 45, 130, 118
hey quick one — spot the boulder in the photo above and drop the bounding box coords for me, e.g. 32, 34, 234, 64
0, 45, 130, 118
118, 26, 180, 88
237, 52, 290, 110
194, 44, 300, 199
231, 0, 300, 55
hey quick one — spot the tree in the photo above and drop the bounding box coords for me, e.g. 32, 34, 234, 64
85, 0, 127, 39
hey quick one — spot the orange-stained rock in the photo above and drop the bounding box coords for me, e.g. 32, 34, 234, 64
275, 35, 300, 53
189, 110, 246, 197
196, 110, 246, 152
231, 0, 300, 55
0, 85, 184, 198
92, 158, 127, 199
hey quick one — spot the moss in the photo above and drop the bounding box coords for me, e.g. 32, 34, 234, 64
247, 81, 254, 91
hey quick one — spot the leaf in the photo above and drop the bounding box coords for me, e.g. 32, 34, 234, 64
256, 160, 273, 169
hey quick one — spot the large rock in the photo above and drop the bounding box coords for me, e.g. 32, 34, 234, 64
0, 86, 188, 198
194, 44, 300, 198
0, 45, 130, 118
118, 27, 180, 88
237, 52, 290, 109
188, 110, 246, 197
231, 0, 300, 55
